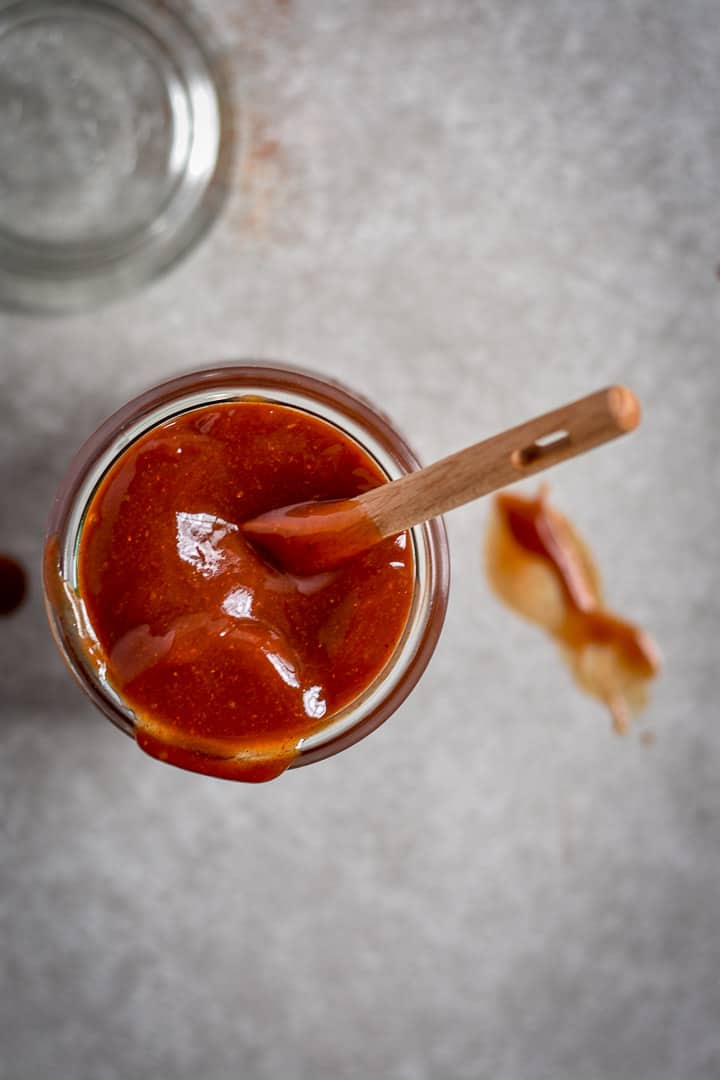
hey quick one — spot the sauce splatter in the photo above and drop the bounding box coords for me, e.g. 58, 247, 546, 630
236, 113, 285, 231
485, 486, 660, 733
0, 555, 27, 615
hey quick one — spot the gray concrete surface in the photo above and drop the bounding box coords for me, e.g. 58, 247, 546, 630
2, 1, 719, 1078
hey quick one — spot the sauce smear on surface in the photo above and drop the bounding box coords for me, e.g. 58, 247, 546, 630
77, 402, 415, 781
486, 487, 660, 732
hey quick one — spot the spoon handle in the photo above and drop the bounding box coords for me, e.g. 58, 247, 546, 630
359, 386, 640, 537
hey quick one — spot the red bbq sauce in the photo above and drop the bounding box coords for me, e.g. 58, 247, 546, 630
242, 496, 385, 575
77, 402, 415, 781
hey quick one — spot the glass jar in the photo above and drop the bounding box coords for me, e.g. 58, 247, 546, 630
44, 364, 450, 776
0, 0, 233, 313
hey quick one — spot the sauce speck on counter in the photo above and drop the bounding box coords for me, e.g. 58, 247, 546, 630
77, 402, 415, 781
0, 555, 27, 615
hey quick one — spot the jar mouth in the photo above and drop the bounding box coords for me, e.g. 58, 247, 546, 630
45, 364, 450, 772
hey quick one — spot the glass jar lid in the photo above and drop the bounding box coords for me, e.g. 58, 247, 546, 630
0, 0, 234, 312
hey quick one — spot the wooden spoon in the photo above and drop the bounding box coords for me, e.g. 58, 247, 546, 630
242, 386, 640, 575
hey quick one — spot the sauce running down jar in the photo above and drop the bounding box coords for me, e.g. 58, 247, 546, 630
44, 365, 449, 781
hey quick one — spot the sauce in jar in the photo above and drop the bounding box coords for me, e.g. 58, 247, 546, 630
77, 401, 415, 781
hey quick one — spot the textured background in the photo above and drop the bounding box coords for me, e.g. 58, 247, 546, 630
2, 1, 719, 1078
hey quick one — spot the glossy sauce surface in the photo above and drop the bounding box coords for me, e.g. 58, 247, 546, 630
77, 402, 415, 780
242, 496, 384, 575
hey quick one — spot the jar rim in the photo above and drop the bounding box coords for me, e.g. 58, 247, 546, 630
44, 363, 450, 775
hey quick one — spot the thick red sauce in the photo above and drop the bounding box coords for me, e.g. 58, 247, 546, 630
242, 496, 385, 575
77, 402, 415, 781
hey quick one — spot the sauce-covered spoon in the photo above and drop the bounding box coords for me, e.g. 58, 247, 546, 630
242, 386, 640, 575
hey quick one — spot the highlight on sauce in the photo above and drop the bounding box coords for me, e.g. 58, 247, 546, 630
485, 485, 660, 733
